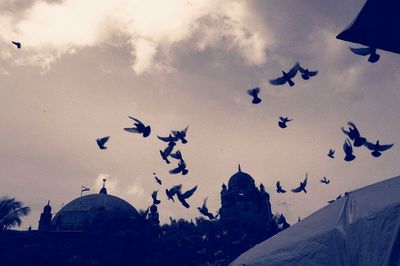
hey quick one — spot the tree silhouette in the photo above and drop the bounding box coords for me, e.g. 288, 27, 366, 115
0, 197, 31, 231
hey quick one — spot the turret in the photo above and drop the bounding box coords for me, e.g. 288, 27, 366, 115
38, 200, 52, 231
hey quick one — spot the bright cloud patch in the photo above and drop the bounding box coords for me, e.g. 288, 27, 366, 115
0, 0, 273, 73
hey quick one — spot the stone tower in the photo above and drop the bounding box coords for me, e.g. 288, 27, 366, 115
38, 201, 52, 231
219, 165, 273, 228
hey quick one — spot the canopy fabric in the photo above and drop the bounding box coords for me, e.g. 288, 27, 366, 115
231, 176, 400, 266
336, 0, 400, 54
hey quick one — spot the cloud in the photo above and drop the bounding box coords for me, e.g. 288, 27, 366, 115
0, 0, 273, 74
126, 184, 146, 199
92, 173, 118, 194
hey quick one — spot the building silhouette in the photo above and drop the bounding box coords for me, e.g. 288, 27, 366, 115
38, 200, 52, 231
38, 180, 148, 232
220, 165, 273, 223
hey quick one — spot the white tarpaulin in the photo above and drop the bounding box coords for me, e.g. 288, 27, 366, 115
231, 176, 400, 266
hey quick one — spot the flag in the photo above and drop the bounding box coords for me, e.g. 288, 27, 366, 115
81, 186, 90, 192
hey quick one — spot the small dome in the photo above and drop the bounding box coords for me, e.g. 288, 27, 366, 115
228, 165, 255, 189
51, 194, 139, 232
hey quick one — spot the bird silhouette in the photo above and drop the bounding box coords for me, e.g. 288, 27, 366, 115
158, 134, 178, 144
172, 126, 189, 144
160, 145, 174, 164
278, 116, 293, 128
247, 87, 262, 104
350, 46, 380, 63
139, 208, 150, 219
177, 185, 198, 208
151, 191, 161, 205
124, 116, 151, 137
96, 136, 110, 150
169, 160, 189, 175
291, 173, 308, 193
320, 177, 330, 184
343, 138, 356, 161
165, 184, 182, 202
269, 63, 299, 87
197, 198, 215, 220
364, 140, 394, 157
328, 194, 342, 203
11, 41, 21, 49
276, 181, 286, 193
342, 122, 366, 147
327, 149, 335, 158
153, 173, 162, 185
170, 150, 184, 161
296, 63, 318, 80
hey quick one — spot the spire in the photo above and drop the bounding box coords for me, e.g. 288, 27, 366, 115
238, 164, 241, 172
39, 201, 52, 231
43, 200, 52, 213
99, 178, 108, 195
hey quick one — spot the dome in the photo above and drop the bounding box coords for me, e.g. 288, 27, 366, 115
51, 193, 139, 232
228, 165, 255, 189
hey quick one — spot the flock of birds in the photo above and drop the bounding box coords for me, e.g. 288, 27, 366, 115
92, 47, 395, 218
7, 38, 392, 221
96, 117, 202, 212
245, 61, 394, 206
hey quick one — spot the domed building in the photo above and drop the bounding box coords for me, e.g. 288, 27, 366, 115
38, 180, 142, 232
219, 165, 273, 228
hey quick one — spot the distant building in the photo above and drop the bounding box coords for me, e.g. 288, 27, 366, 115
219, 165, 274, 234
38, 181, 149, 232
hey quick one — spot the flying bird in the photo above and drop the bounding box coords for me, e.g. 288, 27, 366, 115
169, 160, 189, 175
172, 126, 189, 144
364, 140, 394, 157
296, 63, 318, 80
166, 184, 182, 202
151, 191, 161, 205
327, 149, 335, 158
343, 138, 356, 161
96, 136, 110, 150
247, 87, 262, 104
342, 122, 366, 147
276, 181, 286, 193
11, 41, 21, 49
153, 173, 162, 185
278, 116, 293, 128
124, 116, 151, 137
139, 208, 149, 219
158, 134, 178, 145
160, 145, 174, 164
320, 177, 330, 184
269, 63, 299, 87
350, 46, 380, 63
197, 198, 215, 220
177, 185, 198, 208
291, 173, 308, 193
170, 150, 184, 161
328, 194, 342, 204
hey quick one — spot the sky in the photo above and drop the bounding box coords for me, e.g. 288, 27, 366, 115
1, 0, 400, 229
